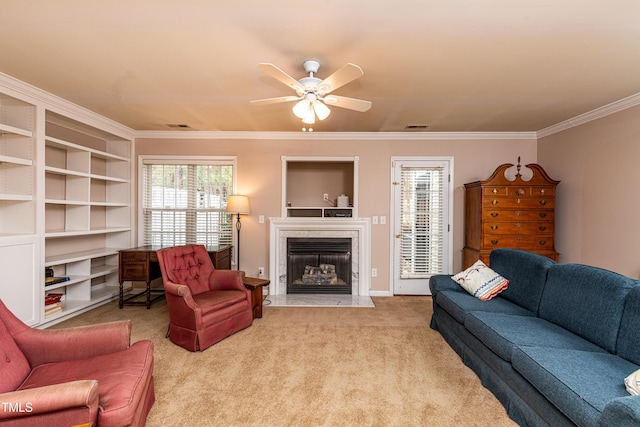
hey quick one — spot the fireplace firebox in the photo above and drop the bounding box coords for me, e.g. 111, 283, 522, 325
287, 238, 352, 294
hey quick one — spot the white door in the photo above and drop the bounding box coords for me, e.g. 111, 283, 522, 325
391, 158, 453, 295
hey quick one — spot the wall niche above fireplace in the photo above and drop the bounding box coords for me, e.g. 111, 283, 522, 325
281, 156, 358, 218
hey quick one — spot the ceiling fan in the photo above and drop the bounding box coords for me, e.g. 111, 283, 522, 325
251, 60, 372, 129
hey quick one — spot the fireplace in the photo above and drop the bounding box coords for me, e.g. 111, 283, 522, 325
287, 238, 352, 294
269, 218, 371, 296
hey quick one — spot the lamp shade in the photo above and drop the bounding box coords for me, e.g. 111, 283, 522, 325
225, 195, 250, 214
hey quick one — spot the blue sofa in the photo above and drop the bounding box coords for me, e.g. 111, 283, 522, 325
429, 248, 640, 427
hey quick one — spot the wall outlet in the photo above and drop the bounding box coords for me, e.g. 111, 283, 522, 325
258, 215, 265, 224
323, 193, 329, 201
258, 267, 264, 276
371, 268, 378, 277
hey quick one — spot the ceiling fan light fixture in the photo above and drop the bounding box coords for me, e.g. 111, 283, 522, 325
292, 100, 309, 119
302, 105, 316, 125
313, 101, 331, 120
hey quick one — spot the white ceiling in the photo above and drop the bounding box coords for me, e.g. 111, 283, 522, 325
3, 1, 640, 133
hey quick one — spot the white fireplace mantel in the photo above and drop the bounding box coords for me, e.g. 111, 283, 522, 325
269, 218, 371, 296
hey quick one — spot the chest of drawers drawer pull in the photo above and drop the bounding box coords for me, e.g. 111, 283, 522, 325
539, 226, 547, 231
539, 240, 547, 245
492, 200, 499, 205
492, 188, 498, 194
491, 212, 498, 217
540, 212, 547, 218
490, 225, 498, 231
491, 239, 499, 245
539, 200, 547, 206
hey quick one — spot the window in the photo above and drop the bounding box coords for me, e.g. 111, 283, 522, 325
399, 164, 446, 278
141, 157, 235, 247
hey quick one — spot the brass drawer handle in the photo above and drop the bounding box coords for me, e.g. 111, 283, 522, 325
492, 188, 498, 194
490, 225, 498, 231
491, 239, 499, 245
539, 212, 547, 218
539, 200, 547, 206
539, 226, 547, 231
491, 212, 499, 217
515, 188, 525, 196
539, 240, 547, 245
540, 188, 546, 194
491, 200, 499, 205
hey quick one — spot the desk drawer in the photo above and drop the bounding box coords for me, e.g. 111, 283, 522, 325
121, 263, 147, 281
120, 252, 148, 262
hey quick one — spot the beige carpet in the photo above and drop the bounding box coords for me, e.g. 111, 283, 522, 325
54, 296, 516, 427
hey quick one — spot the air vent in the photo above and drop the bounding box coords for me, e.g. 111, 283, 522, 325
404, 124, 430, 130
166, 124, 191, 129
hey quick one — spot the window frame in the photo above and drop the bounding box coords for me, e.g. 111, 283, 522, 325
137, 155, 238, 247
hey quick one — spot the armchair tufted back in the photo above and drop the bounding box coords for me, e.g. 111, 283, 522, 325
157, 245, 215, 295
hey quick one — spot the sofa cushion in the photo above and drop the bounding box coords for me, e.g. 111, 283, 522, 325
538, 264, 638, 353
20, 340, 154, 426
435, 290, 534, 324
465, 311, 607, 362
617, 285, 640, 365
489, 248, 556, 314
0, 317, 31, 393
512, 346, 639, 427
452, 260, 509, 300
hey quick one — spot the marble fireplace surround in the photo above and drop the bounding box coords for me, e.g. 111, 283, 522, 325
269, 218, 371, 296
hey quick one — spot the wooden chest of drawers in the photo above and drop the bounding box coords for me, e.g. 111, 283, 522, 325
463, 159, 560, 268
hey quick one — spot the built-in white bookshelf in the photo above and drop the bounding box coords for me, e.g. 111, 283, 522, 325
0, 73, 134, 327
0, 92, 35, 235
42, 113, 132, 325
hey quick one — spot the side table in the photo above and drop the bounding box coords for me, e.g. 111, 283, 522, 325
243, 277, 270, 319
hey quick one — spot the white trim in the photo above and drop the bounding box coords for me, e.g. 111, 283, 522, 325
537, 92, 640, 138
136, 130, 537, 141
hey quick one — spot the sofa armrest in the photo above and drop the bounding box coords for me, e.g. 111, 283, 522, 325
14, 320, 131, 367
429, 274, 461, 297
209, 269, 247, 293
0, 380, 99, 424
600, 395, 640, 427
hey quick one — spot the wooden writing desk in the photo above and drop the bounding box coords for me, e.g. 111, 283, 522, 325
118, 245, 232, 309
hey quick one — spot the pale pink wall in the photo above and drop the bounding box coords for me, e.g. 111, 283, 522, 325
135, 137, 537, 293
538, 105, 640, 279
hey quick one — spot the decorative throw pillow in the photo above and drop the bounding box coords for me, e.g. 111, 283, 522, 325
625, 369, 640, 395
452, 260, 509, 300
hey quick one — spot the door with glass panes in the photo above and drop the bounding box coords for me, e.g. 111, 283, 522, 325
391, 158, 453, 295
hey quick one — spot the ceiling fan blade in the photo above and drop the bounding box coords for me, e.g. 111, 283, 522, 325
257, 63, 305, 93
250, 96, 300, 106
323, 95, 372, 112
317, 63, 364, 95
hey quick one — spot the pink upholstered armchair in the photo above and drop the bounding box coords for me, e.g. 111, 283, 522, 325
0, 299, 155, 427
156, 244, 253, 351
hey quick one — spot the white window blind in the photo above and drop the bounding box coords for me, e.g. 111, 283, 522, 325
142, 160, 234, 247
400, 165, 445, 278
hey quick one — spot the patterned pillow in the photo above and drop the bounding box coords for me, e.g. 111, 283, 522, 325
625, 369, 640, 395
452, 260, 509, 300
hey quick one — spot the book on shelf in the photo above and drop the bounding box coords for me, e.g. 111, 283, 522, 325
45, 293, 63, 305
45, 302, 63, 316
45, 276, 70, 286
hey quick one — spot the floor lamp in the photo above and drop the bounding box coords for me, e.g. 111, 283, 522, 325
226, 195, 250, 270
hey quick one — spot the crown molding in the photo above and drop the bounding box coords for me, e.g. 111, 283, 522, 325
134, 130, 537, 141
537, 92, 640, 139
0, 72, 135, 140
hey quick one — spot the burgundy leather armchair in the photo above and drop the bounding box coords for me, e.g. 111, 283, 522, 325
0, 299, 155, 427
156, 244, 253, 351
